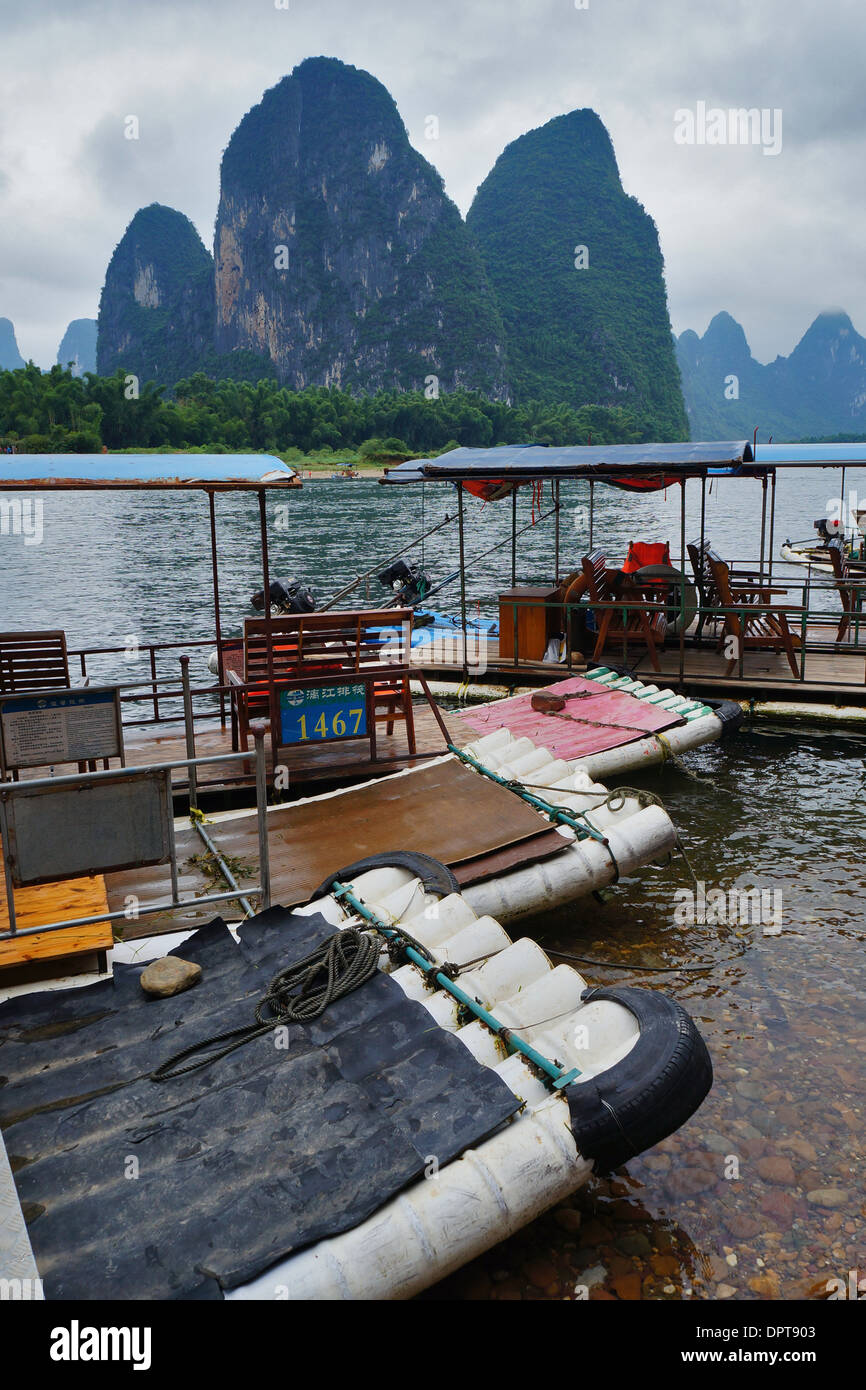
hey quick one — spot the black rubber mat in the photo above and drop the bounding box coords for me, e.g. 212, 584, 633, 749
0, 907, 519, 1299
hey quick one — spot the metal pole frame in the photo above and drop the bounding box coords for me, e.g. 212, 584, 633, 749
0, 793, 18, 936
678, 478, 686, 689
759, 474, 768, 582
258, 488, 278, 773
767, 469, 777, 585
0, 744, 274, 942
254, 724, 272, 911
458, 484, 468, 678
180, 655, 198, 810
208, 489, 226, 727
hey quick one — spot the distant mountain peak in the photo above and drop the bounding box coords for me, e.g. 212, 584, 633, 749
677, 308, 866, 441
702, 311, 751, 355
57, 318, 97, 375
0, 316, 25, 370
796, 308, 856, 344
213, 55, 507, 395
97, 203, 215, 380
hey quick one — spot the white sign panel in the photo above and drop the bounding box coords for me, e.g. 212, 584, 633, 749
0, 689, 122, 771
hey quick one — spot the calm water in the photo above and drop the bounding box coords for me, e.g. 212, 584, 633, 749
1, 472, 864, 1300
429, 726, 866, 1301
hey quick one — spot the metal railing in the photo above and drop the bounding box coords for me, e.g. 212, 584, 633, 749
0, 727, 272, 944
490, 574, 866, 692
68, 637, 220, 725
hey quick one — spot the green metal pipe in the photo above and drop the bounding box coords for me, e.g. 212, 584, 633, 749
331, 881, 580, 1089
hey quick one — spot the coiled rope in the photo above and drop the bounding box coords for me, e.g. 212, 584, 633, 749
150, 927, 380, 1082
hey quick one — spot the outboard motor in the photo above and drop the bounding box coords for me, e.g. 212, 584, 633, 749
250, 578, 316, 614
814, 514, 845, 542
378, 559, 431, 607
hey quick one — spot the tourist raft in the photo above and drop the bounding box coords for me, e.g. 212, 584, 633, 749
0, 858, 712, 1301
448, 668, 743, 783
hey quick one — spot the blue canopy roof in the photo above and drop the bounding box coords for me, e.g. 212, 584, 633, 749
382, 441, 756, 484
0, 453, 299, 489
753, 443, 866, 465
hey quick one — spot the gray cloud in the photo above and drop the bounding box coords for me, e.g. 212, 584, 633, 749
1, 0, 865, 367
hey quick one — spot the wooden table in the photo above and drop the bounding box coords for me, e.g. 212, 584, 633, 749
498, 586, 562, 662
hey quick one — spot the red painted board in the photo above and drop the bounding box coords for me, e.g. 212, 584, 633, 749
452, 675, 685, 760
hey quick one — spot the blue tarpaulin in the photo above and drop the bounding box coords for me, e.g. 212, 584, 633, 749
382, 440, 866, 488
382, 441, 756, 486
0, 453, 298, 488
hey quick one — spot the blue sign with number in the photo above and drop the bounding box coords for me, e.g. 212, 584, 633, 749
279, 684, 367, 745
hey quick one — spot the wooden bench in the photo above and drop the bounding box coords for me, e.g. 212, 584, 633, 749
706, 550, 801, 677
827, 538, 866, 643
687, 541, 777, 640
227, 609, 417, 764
0, 630, 88, 694
581, 551, 666, 672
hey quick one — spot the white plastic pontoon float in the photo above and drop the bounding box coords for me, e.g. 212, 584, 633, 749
0, 861, 706, 1301
448, 666, 743, 783
0, 849, 711, 1300
162, 743, 682, 931
223, 862, 712, 1300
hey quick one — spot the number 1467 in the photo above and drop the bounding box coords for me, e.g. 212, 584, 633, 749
297, 708, 364, 740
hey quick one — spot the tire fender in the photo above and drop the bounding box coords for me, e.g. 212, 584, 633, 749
565, 985, 713, 1172
311, 851, 461, 902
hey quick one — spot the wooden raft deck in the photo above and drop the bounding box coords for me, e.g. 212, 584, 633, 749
413, 630, 866, 701
125, 703, 454, 791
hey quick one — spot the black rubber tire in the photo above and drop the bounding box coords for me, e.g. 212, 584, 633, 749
310, 852, 460, 902
704, 697, 745, 737
632, 564, 698, 635
565, 985, 713, 1173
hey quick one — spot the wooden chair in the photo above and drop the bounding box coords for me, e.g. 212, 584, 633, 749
228, 609, 416, 760
581, 551, 666, 672
0, 630, 88, 693
706, 551, 801, 678
827, 539, 866, 643
687, 541, 769, 641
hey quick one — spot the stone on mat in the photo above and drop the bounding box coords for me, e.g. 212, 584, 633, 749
140, 956, 202, 998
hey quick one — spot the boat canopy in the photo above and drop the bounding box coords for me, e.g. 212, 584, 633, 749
0, 453, 299, 490
753, 443, 866, 466
382, 441, 757, 490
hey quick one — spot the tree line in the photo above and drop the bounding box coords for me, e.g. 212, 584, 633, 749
0, 364, 661, 459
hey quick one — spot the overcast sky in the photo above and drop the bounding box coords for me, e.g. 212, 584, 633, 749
1, 0, 864, 368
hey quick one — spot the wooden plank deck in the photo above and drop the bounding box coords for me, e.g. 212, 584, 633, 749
413, 631, 866, 701
104, 755, 563, 940
124, 703, 454, 788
